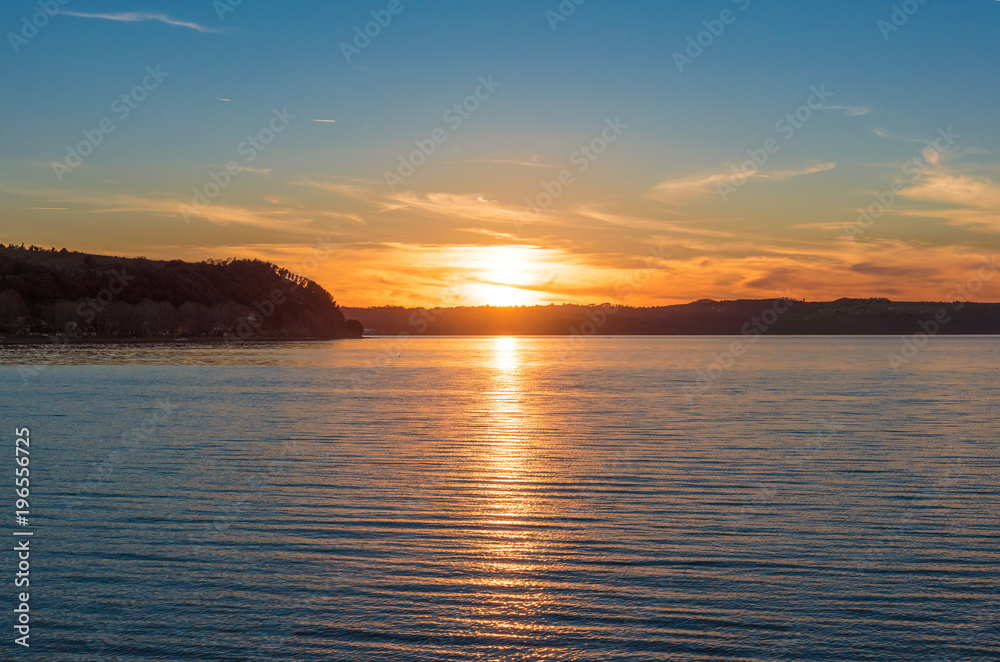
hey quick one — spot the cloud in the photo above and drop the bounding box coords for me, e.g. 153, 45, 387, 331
296, 179, 379, 200
901, 173, 1000, 209
384, 192, 525, 225
848, 262, 934, 278
450, 154, 554, 168
0, 183, 320, 234
823, 105, 871, 116
650, 171, 735, 201
308, 119, 337, 123
62, 11, 221, 33
650, 162, 836, 201
762, 162, 837, 180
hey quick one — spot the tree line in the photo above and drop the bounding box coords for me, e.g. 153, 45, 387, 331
0, 246, 362, 339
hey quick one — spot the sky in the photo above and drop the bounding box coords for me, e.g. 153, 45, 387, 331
2, 0, 999, 307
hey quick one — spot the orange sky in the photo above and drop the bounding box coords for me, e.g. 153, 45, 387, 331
4, 3, 1000, 307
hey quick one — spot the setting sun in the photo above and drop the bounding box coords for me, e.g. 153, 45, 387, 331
456, 246, 551, 307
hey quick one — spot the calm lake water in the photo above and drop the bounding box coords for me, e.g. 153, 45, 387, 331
1, 337, 998, 661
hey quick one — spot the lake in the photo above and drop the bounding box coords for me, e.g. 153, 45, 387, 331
1, 336, 997, 660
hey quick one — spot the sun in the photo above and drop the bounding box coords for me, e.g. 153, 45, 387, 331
466, 248, 541, 306
469, 282, 534, 307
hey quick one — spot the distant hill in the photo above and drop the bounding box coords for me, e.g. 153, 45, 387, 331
344, 298, 1000, 336
0, 245, 362, 339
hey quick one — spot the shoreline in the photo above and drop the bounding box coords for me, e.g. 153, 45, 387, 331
0, 335, 361, 345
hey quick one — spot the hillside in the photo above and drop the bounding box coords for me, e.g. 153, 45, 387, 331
344, 298, 1000, 336
0, 245, 362, 339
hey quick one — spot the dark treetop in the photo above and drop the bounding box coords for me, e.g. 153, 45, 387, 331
0, 245, 362, 340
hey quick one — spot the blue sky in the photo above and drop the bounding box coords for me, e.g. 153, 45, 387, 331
2, 0, 999, 305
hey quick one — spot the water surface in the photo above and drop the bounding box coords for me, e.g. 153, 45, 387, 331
1, 337, 997, 660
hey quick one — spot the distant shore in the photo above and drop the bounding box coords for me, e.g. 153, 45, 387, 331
0, 336, 359, 345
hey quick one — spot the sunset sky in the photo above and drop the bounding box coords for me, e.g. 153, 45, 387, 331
3, 0, 999, 306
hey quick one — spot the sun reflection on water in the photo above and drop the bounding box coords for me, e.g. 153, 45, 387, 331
463, 337, 560, 641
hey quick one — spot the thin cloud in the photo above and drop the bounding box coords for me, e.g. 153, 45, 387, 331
217, 98, 231, 102
62, 11, 221, 33
650, 163, 835, 201
902, 173, 1000, 209
308, 119, 337, 123
823, 105, 871, 117
448, 154, 554, 168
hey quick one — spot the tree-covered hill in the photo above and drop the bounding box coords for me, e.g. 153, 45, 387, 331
0, 244, 362, 339
344, 297, 1000, 336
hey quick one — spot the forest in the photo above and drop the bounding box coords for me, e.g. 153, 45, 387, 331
0, 245, 362, 339
344, 297, 1000, 336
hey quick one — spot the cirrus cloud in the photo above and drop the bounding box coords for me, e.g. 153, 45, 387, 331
62, 11, 222, 33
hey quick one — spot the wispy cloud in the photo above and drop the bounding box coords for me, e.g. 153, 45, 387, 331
650, 162, 836, 201
308, 119, 337, 123
62, 11, 221, 33
903, 173, 1000, 210
448, 154, 554, 168
824, 105, 871, 117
